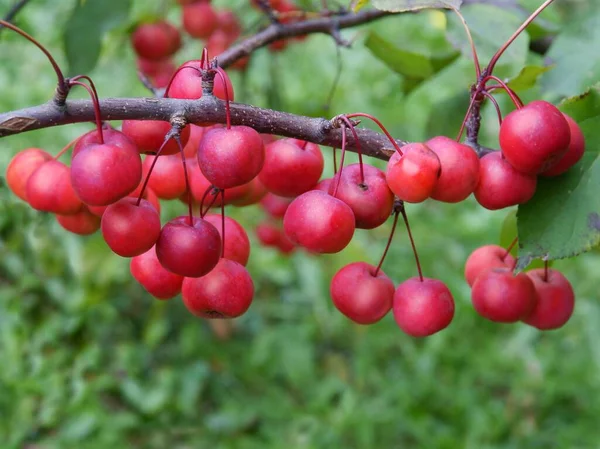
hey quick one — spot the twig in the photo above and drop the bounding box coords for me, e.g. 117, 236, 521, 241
0, 96, 404, 160
0, 0, 31, 31
218, 9, 392, 68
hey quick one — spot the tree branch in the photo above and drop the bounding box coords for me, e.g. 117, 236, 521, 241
0, 8, 404, 161
0, 0, 31, 31
0, 97, 402, 160
218, 8, 392, 68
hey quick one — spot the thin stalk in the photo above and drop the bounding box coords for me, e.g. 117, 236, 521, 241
136, 138, 170, 206
54, 135, 81, 160
175, 136, 194, 223
332, 124, 347, 198
220, 190, 226, 258
487, 0, 556, 74
481, 75, 523, 108
214, 68, 232, 129
400, 204, 424, 282
337, 115, 364, 184
70, 80, 104, 144
345, 112, 403, 155
481, 91, 503, 125
0, 19, 66, 89
503, 236, 518, 260
449, 6, 481, 79
374, 210, 399, 276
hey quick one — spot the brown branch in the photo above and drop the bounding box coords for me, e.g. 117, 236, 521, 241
0, 0, 31, 31
218, 8, 392, 68
0, 96, 403, 160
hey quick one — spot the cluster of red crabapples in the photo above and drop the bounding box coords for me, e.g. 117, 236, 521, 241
3, 0, 582, 336
131, 0, 304, 87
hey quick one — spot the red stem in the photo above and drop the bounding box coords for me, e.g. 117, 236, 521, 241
0, 19, 66, 90
136, 138, 171, 206
54, 135, 81, 160
332, 146, 337, 174
345, 112, 403, 155
481, 91, 503, 125
69, 80, 104, 144
213, 68, 232, 129
220, 190, 226, 258
374, 209, 399, 276
202, 188, 221, 216
199, 185, 214, 217
486, 0, 556, 75
456, 92, 480, 142
200, 48, 209, 69
400, 204, 424, 282
503, 236, 518, 260
175, 136, 194, 224
332, 124, 347, 198
544, 259, 549, 282
481, 75, 523, 108
337, 115, 364, 184
449, 6, 481, 79
163, 65, 203, 98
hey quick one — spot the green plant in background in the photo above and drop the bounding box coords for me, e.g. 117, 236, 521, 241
1, 0, 600, 447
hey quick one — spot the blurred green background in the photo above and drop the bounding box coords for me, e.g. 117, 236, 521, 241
1, 0, 600, 447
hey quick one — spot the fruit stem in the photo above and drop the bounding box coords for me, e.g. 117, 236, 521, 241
175, 136, 194, 223
200, 48, 209, 69
332, 146, 337, 174
199, 185, 214, 217
332, 124, 347, 198
481, 75, 523, 108
69, 80, 104, 145
337, 115, 365, 184
481, 91, 503, 125
345, 112, 403, 155
449, 6, 481, 79
163, 65, 203, 98
213, 68, 232, 129
201, 187, 221, 217
399, 202, 424, 282
503, 236, 518, 260
136, 137, 171, 206
374, 208, 400, 276
544, 259, 549, 282
456, 91, 480, 142
220, 191, 226, 258
486, 0, 556, 75
0, 19, 67, 95
54, 135, 81, 160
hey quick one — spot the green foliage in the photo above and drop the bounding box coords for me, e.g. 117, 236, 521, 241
372, 0, 462, 12
517, 85, 600, 267
507, 65, 552, 92
1, 0, 600, 448
63, 0, 133, 75
541, 5, 600, 97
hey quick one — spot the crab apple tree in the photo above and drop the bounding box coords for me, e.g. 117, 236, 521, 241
0, 0, 594, 342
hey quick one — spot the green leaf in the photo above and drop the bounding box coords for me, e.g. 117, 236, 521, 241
365, 32, 435, 78
372, 0, 461, 12
516, 87, 600, 269
541, 7, 600, 97
350, 0, 371, 12
499, 210, 551, 271
63, 0, 133, 75
364, 10, 459, 87
507, 65, 553, 92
